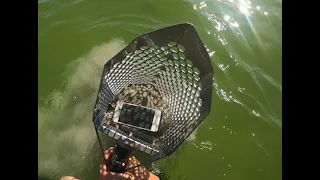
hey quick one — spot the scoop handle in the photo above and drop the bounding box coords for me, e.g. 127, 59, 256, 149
107, 144, 130, 173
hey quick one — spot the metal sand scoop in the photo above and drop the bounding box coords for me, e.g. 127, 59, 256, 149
92, 23, 214, 173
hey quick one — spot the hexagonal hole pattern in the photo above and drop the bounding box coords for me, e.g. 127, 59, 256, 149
103, 41, 204, 154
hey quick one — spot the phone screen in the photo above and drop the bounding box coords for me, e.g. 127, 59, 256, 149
116, 103, 157, 131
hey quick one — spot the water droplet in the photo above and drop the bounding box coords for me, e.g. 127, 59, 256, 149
252, 133, 255, 137
223, 126, 225, 129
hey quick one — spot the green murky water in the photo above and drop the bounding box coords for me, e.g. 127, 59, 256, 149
38, 0, 282, 179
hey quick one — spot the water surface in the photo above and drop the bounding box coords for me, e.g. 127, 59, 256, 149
38, 0, 282, 179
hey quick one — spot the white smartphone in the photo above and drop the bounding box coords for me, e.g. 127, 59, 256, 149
112, 101, 162, 132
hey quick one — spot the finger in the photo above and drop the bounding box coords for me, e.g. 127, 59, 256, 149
104, 147, 114, 160
60, 176, 80, 180
100, 163, 107, 171
100, 163, 118, 177
127, 156, 141, 168
100, 148, 112, 173
100, 163, 107, 174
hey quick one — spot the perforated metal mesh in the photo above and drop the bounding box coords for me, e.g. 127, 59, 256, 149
93, 23, 213, 158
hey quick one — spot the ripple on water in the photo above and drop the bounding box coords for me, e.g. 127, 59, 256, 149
194, 140, 213, 151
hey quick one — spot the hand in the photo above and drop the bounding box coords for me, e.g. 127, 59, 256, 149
100, 148, 159, 180
60, 176, 79, 180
